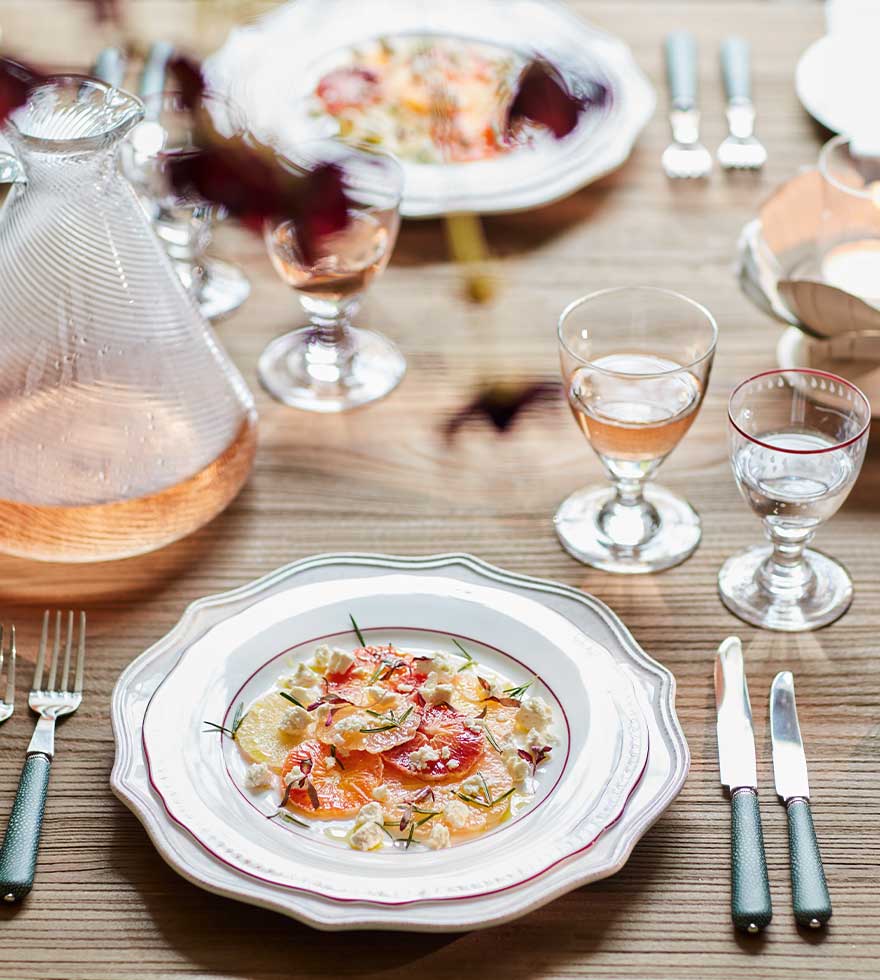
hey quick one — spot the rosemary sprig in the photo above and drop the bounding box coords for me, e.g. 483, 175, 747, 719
503, 679, 534, 700
451, 638, 476, 671
278, 690, 305, 708
269, 810, 309, 828
349, 613, 366, 647
455, 786, 516, 810
202, 701, 246, 739
480, 723, 502, 753
329, 745, 345, 771
359, 704, 413, 734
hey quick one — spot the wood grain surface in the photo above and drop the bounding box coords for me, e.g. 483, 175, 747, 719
1, 2, 878, 979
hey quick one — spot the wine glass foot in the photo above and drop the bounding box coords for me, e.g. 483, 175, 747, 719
195, 258, 251, 321
554, 483, 701, 574
258, 325, 406, 412
718, 544, 853, 631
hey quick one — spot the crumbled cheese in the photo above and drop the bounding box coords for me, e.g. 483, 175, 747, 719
354, 801, 385, 828
325, 756, 336, 768
428, 650, 459, 678
424, 823, 451, 850
440, 745, 451, 760
314, 703, 331, 724
279, 705, 312, 734
283, 766, 305, 786
525, 727, 546, 747
397, 683, 414, 693
312, 644, 333, 669
502, 746, 530, 784
447, 759, 460, 770
334, 714, 365, 734
443, 799, 469, 830
365, 684, 394, 707
460, 774, 483, 796
515, 696, 553, 732
326, 648, 355, 675
284, 685, 318, 707
371, 783, 389, 801
278, 662, 320, 690
244, 762, 271, 790
350, 820, 384, 851
463, 718, 481, 734
351, 664, 372, 680
408, 744, 441, 771
418, 674, 454, 705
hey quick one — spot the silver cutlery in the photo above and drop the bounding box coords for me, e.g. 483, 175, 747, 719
714, 635, 772, 933
0, 625, 14, 725
662, 32, 712, 179
0, 610, 86, 902
718, 36, 767, 170
770, 671, 832, 928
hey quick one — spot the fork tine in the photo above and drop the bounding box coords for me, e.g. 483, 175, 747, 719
60, 610, 74, 692
32, 610, 49, 691
6, 625, 14, 706
74, 611, 86, 694
46, 609, 61, 692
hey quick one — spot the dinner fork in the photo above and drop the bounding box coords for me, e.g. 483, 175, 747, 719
0, 625, 15, 725
662, 32, 712, 179
717, 37, 767, 171
0, 610, 85, 902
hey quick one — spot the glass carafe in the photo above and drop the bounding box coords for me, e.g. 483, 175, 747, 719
0, 77, 257, 562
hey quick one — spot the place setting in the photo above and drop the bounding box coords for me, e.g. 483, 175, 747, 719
0, 0, 872, 974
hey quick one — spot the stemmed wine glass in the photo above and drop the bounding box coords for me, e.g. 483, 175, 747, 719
555, 287, 717, 573
258, 141, 404, 412
719, 369, 870, 631
121, 90, 251, 320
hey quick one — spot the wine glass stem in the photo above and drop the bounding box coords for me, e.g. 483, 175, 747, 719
758, 526, 816, 600
299, 296, 357, 387
597, 475, 660, 549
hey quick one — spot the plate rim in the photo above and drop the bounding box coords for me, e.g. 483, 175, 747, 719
111, 552, 689, 930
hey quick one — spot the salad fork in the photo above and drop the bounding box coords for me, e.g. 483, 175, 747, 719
662, 32, 712, 179
0, 625, 15, 725
0, 610, 85, 902
717, 37, 767, 171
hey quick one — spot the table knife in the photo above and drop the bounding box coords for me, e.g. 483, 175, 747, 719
714, 636, 772, 933
770, 671, 832, 928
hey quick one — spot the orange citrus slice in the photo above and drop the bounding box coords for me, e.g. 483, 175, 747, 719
281, 740, 383, 820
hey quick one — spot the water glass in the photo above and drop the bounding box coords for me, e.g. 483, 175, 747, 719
121, 90, 251, 321
555, 287, 717, 573
258, 141, 404, 412
719, 369, 870, 631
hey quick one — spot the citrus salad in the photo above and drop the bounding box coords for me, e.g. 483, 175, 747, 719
229, 628, 557, 851
311, 35, 523, 164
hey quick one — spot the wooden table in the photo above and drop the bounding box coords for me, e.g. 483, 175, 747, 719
1, 2, 878, 978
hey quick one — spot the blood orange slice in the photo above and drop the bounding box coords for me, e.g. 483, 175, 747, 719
281, 740, 383, 819
315, 698, 421, 754
327, 645, 426, 702
382, 702, 484, 782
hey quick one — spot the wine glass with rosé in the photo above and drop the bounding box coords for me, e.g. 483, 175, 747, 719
719, 369, 870, 631
258, 141, 404, 412
555, 286, 718, 573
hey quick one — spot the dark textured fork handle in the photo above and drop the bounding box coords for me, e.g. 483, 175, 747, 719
731, 787, 773, 932
786, 798, 832, 928
0, 753, 51, 902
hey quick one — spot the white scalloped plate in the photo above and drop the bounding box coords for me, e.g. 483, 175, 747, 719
111, 554, 688, 931
203, 0, 655, 217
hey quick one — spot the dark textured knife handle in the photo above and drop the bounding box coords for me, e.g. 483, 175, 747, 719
786, 798, 832, 928
0, 754, 51, 902
730, 787, 772, 932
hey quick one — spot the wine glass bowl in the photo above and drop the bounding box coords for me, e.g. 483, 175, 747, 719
718, 368, 871, 631
258, 141, 405, 412
555, 286, 717, 573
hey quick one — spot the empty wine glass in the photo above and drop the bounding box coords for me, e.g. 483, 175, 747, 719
258, 141, 404, 412
121, 90, 251, 320
719, 369, 871, 631
555, 287, 717, 573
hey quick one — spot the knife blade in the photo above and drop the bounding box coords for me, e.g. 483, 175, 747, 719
770, 671, 832, 928
714, 636, 772, 933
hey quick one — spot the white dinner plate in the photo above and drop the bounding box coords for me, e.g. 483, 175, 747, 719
795, 33, 879, 137
203, 0, 655, 217
112, 554, 689, 931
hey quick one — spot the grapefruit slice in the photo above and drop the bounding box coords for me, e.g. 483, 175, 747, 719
281, 740, 383, 819
235, 692, 312, 770
382, 702, 484, 781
